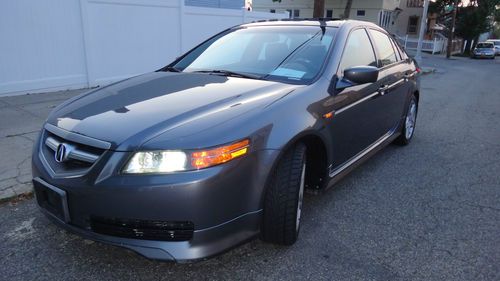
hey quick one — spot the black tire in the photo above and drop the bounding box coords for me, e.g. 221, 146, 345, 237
395, 95, 418, 146
261, 143, 306, 245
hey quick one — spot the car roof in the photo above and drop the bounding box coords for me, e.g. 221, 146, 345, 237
241, 18, 381, 29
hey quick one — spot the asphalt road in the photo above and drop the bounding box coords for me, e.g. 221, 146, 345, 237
1, 56, 499, 281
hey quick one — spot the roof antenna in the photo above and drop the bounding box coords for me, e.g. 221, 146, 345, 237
319, 19, 326, 39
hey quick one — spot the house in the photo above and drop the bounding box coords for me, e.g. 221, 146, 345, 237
251, 0, 402, 29
390, 0, 438, 39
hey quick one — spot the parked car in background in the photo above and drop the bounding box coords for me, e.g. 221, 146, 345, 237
486, 39, 500, 56
32, 19, 420, 262
471, 42, 496, 59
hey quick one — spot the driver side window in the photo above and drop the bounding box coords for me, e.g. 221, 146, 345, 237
339, 29, 377, 74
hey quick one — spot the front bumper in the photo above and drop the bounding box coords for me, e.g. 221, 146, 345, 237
473, 52, 495, 58
32, 132, 279, 262
37, 193, 262, 262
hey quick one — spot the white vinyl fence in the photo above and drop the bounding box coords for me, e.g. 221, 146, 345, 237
396, 35, 464, 55
0, 0, 287, 96
396, 35, 446, 54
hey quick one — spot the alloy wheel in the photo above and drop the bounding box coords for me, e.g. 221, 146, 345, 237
405, 100, 417, 140
296, 163, 306, 232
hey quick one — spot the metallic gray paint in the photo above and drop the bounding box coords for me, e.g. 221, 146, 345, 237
32, 19, 420, 262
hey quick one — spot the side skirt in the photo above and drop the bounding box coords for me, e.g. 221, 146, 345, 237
323, 129, 401, 190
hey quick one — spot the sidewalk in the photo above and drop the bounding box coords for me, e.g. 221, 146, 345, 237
0, 89, 87, 201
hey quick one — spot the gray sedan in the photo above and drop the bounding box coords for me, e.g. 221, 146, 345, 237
32, 19, 420, 262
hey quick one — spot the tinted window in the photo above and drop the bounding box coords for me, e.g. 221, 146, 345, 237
370, 30, 398, 67
392, 39, 408, 60
389, 37, 402, 60
477, 43, 494, 49
174, 26, 336, 84
339, 29, 377, 72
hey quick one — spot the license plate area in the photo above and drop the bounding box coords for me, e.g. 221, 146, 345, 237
33, 178, 70, 223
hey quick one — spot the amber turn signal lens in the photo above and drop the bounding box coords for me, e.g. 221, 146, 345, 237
191, 139, 250, 169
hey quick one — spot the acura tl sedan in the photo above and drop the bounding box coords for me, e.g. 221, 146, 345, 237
32, 19, 420, 262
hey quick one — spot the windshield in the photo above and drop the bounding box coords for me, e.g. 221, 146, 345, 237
172, 26, 336, 84
477, 43, 494, 49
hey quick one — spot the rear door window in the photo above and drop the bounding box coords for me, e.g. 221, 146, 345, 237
369, 30, 398, 67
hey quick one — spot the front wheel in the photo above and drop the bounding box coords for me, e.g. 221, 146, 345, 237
395, 95, 418, 145
261, 143, 306, 245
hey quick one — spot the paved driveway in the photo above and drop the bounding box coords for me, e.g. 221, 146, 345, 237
1, 56, 499, 280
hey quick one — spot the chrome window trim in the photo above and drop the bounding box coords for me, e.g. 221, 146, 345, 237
387, 78, 405, 90
335, 91, 379, 115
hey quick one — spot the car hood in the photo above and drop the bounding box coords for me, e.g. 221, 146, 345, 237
48, 72, 297, 150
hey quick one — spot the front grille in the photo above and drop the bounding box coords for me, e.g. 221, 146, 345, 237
90, 216, 194, 241
40, 125, 108, 176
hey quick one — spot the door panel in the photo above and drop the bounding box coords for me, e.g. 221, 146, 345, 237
329, 83, 385, 168
376, 65, 409, 133
327, 28, 384, 169
368, 29, 412, 135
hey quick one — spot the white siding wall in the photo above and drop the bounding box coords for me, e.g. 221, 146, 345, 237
0, 0, 88, 95
0, 0, 286, 96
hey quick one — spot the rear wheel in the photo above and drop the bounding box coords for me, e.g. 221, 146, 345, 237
395, 95, 418, 145
261, 143, 306, 245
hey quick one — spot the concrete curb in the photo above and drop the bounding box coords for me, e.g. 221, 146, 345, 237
0, 191, 33, 205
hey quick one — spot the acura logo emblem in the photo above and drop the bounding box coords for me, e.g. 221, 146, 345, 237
55, 143, 68, 163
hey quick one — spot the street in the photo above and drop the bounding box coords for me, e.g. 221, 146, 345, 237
1, 56, 499, 280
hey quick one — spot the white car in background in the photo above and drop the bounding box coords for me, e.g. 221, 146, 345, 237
486, 39, 500, 56
471, 42, 496, 59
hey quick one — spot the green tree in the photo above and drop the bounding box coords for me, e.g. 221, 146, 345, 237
431, 0, 499, 53
458, 0, 500, 52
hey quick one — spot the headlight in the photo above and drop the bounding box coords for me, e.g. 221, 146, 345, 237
123, 151, 187, 173
123, 139, 250, 174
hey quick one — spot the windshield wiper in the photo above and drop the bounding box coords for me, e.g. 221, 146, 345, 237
192, 70, 262, 80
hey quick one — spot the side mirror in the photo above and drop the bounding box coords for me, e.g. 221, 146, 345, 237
343, 66, 379, 85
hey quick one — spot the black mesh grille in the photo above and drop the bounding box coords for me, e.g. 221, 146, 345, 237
90, 216, 194, 241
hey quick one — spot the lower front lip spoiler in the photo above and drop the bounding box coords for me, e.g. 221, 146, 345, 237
38, 205, 262, 262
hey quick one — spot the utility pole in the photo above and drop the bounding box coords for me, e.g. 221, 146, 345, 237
343, 0, 353, 19
415, 0, 430, 65
313, 0, 325, 18
446, 0, 459, 58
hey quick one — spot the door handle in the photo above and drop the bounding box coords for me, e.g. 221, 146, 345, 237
378, 85, 389, 95
404, 72, 415, 79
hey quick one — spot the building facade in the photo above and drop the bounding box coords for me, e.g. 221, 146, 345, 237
391, 0, 439, 39
252, 0, 402, 29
